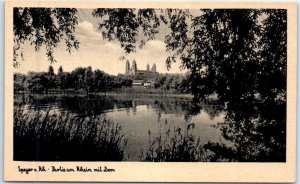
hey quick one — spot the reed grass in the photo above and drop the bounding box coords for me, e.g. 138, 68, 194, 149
143, 126, 208, 162
14, 107, 127, 161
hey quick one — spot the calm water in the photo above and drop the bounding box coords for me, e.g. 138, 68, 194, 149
14, 94, 226, 161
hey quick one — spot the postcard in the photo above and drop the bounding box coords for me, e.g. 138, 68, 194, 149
4, 1, 297, 182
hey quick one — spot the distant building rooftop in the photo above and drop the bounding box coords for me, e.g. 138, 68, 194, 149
132, 80, 143, 86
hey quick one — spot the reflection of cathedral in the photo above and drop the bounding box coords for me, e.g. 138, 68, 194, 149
125, 60, 157, 80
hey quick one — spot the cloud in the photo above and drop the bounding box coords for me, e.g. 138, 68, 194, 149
104, 42, 122, 50
146, 40, 166, 50
76, 20, 102, 40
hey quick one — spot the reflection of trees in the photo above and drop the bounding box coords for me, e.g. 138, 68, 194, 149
114, 100, 133, 110
205, 96, 286, 162
15, 94, 59, 111
200, 99, 224, 120
131, 100, 137, 114
152, 99, 197, 116
14, 94, 224, 120
202, 105, 222, 120
15, 94, 117, 116
59, 96, 114, 117
151, 98, 224, 121
181, 102, 202, 122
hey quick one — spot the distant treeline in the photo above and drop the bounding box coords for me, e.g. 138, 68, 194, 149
14, 66, 131, 94
14, 66, 191, 94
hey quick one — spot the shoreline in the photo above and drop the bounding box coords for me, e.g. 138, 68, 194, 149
14, 91, 194, 99
95, 92, 194, 99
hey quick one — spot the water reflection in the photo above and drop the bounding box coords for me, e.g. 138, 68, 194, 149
14, 93, 285, 161
205, 96, 286, 162
14, 94, 224, 120
14, 94, 225, 161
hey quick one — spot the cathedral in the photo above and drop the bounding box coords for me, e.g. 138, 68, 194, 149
125, 60, 157, 80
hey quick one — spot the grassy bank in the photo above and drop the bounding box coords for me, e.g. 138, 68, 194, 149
14, 107, 127, 161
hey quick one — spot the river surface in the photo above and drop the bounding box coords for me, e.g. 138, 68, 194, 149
14, 93, 227, 161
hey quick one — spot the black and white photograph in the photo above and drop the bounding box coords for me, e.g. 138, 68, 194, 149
5, 1, 297, 182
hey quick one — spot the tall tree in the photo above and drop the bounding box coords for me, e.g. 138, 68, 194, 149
93, 69, 105, 92
48, 66, 54, 76
185, 9, 261, 101
84, 66, 94, 94
57, 66, 64, 91
258, 10, 287, 101
46, 66, 56, 90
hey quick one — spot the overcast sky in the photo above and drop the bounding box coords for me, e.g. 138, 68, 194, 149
15, 9, 186, 75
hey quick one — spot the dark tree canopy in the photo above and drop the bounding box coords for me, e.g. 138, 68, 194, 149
13, 8, 79, 67
182, 9, 262, 100
12, 8, 287, 99
258, 10, 287, 100
92, 8, 164, 54
91, 8, 286, 100
13, 8, 287, 101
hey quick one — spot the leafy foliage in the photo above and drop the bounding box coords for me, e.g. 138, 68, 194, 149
258, 10, 287, 100
153, 73, 190, 93
92, 9, 164, 53
13, 8, 79, 67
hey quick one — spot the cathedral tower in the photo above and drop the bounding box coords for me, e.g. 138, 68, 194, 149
132, 60, 137, 75
125, 60, 130, 76
151, 63, 156, 73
